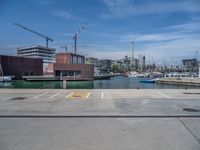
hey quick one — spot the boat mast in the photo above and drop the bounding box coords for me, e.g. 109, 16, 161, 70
131, 41, 134, 71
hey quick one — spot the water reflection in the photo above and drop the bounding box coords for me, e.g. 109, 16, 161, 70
0, 76, 199, 89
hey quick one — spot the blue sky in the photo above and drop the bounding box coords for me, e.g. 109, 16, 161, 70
0, 0, 200, 64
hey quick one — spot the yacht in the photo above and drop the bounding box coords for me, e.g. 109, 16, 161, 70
127, 72, 145, 78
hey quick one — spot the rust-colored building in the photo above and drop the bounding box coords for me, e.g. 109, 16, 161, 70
56, 53, 85, 64
0, 55, 43, 79
49, 53, 94, 80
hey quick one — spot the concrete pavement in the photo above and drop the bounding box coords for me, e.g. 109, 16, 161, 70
0, 89, 200, 150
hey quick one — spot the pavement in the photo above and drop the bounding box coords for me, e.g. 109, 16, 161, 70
0, 89, 200, 150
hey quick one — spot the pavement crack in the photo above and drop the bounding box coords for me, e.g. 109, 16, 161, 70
177, 117, 200, 144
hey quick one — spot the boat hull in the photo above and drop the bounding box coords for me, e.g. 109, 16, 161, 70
140, 79, 156, 83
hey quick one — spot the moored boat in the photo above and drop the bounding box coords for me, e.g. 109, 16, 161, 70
127, 72, 145, 78
139, 78, 159, 83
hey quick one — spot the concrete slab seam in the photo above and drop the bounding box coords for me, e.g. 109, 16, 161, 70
177, 117, 200, 144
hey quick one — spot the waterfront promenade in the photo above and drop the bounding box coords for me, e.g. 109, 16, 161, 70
0, 89, 200, 150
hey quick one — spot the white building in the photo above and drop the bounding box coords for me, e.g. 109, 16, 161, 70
17, 45, 55, 64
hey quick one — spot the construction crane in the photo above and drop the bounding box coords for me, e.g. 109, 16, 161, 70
14, 23, 53, 48
60, 45, 68, 53
73, 23, 88, 54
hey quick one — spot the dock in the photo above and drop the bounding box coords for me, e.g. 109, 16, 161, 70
94, 74, 125, 80
23, 76, 59, 81
23, 76, 94, 81
157, 77, 200, 87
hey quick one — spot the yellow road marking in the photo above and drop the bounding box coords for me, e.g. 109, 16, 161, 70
66, 91, 90, 99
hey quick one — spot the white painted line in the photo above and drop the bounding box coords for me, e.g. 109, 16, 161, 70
169, 97, 200, 99
86, 92, 91, 98
66, 92, 74, 98
34, 92, 48, 98
157, 92, 171, 98
101, 97, 169, 99
102, 97, 145, 99
50, 91, 62, 98
101, 92, 104, 98
100, 96, 200, 100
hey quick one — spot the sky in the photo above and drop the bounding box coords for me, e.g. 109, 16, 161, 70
0, 0, 200, 65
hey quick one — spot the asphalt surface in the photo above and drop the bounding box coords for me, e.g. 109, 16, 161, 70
0, 89, 200, 150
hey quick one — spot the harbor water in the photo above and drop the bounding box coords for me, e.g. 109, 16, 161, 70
0, 76, 199, 89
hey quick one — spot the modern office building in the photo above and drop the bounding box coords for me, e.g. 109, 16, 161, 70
0, 55, 43, 79
17, 45, 56, 64
47, 53, 94, 80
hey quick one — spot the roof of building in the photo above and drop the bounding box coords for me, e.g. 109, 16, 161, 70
56, 52, 85, 57
0, 54, 43, 60
17, 45, 55, 51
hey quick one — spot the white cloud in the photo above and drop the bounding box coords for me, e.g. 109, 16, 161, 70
120, 21, 200, 43
140, 37, 200, 61
160, 22, 200, 33
53, 10, 72, 19
53, 10, 83, 22
86, 38, 199, 63
79, 20, 200, 62
101, 0, 200, 18
120, 33, 184, 42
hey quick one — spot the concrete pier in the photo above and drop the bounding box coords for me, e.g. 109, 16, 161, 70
0, 89, 200, 150
157, 77, 200, 87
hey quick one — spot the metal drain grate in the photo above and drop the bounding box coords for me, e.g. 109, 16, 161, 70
183, 92, 200, 95
183, 108, 200, 112
9, 97, 27, 101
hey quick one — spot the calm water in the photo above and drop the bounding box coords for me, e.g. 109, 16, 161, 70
0, 76, 199, 89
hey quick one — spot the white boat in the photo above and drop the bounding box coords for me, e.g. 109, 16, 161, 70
127, 72, 145, 78
0, 76, 12, 82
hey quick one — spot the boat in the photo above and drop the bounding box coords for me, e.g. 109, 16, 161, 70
127, 72, 145, 78
139, 78, 159, 83
0, 76, 12, 82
